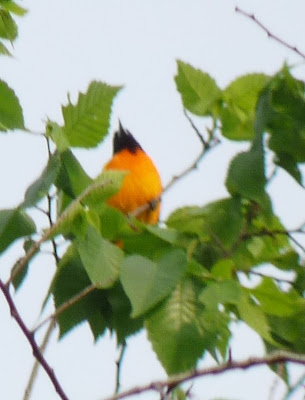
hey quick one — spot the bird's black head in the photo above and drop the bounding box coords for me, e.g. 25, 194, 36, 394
113, 121, 143, 154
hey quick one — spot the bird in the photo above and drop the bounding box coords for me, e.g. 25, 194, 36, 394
104, 122, 162, 224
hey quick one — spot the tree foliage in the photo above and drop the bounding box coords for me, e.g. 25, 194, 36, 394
1, 2, 305, 400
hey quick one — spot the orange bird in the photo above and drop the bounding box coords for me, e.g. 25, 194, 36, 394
104, 122, 162, 224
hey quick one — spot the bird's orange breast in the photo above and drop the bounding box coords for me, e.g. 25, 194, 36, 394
104, 148, 162, 224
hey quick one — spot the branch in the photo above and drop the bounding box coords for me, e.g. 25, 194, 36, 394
131, 112, 220, 219
0, 280, 69, 400
33, 283, 96, 333
7, 179, 115, 285
103, 350, 305, 400
24, 319, 56, 400
163, 111, 219, 192
235, 7, 305, 59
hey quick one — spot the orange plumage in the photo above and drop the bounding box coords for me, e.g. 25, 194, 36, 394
104, 122, 162, 224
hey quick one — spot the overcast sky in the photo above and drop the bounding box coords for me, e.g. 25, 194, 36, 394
1, 1, 305, 399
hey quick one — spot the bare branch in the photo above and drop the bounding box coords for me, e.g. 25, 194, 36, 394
248, 270, 294, 286
131, 113, 220, 220
163, 112, 220, 193
235, 7, 305, 59
24, 320, 56, 400
103, 350, 305, 400
0, 280, 69, 400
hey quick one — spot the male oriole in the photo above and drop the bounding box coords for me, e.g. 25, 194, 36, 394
104, 122, 162, 224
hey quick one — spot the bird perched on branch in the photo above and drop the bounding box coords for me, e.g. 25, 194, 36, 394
104, 122, 162, 224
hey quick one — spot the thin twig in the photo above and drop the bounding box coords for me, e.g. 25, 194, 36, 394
235, 7, 305, 59
24, 319, 56, 400
163, 112, 219, 193
131, 113, 220, 219
0, 280, 69, 400
115, 341, 127, 394
249, 270, 294, 286
283, 369, 305, 399
33, 284, 96, 333
103, 350, 305, 400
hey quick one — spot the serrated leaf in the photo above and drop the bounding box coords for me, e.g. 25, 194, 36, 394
221, 73, 269, 141
225, 133, 267, 206
146, 278, 207, 374
120, 249, 187, 317
0, 9, 17, 41
0, 209, 35, 254
22, 152, 61, 207
251, 278, 303, 317
0, 40, 11, 55
175, 60, 221, 116
77, 225, 123, 288
0, 79, 24, 131
62, 81, 121, 148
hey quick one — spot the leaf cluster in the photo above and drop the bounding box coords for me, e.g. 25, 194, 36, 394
2, 42, 305, 397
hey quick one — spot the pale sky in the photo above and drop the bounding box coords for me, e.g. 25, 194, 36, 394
1, 1, 305, 399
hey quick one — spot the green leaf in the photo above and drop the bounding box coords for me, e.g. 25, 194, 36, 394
0, 209, 35, 254
52, 245, 143, 342
237, 291, 275, 344
199, 280, 242, 309
46, 121, 69, 151
201, 197, 243, 249
0, 79, 24, 131
56, 149, 92, 198
0, 40, 11, 55
105, 282, 144, 344
120, 249, 187, 317
250, 278, 303, 317
97, 204, 132, 241
77, 225, 123, 288
175, 60, 221, 116
11, 239, 35, 290
22, 152, 61, 207
221, 74, 269, 140
255, 66, 305, 184
146, 278, 207, 374
166, 206, 205, 236
146, 225, 179, 244
51, 245, 107, 338
267, 311, 305, 352
273, 152, 302, 186
82, 170, 126, 209
225, 133, 267, 206
0, 1, 27, 16
211, 259, 235, 280
0, 9, 17, 41
62, 81, 121, 148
